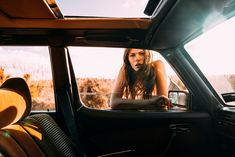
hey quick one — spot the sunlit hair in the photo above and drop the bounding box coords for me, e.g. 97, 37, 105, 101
122, 48, 155, 99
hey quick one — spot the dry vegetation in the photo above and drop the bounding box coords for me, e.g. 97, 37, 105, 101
78, 76, 186, 109
78, 78, 114, 109
1, 66, 235, 110
0, 67, 55, 110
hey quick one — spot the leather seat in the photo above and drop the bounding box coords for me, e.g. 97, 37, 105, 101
0, 78, 79, 157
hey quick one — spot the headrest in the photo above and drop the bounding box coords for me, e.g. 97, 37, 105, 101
0, 78, 31, 128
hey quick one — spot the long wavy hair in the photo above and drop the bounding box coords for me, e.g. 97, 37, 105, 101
122, 48, 156, 99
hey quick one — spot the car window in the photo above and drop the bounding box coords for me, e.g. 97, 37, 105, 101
0, 46, 55, 111
57, 0, 149, 18
69, 47, 187, 110
185, 15, 235, 106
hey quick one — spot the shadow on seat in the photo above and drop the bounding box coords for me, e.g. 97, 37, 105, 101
0, 78, 82, 157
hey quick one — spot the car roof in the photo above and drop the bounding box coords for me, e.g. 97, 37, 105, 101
0, 0, 234, 50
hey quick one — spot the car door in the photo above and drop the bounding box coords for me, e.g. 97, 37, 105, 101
184, 13, 235, 156
67, 46, 215, 157
76, 107, 212, 157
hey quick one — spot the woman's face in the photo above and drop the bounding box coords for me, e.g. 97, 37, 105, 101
128, 49, 145, 71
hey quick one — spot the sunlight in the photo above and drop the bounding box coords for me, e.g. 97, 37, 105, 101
0, 47, 52, 81
185, 15, 235, 75
69, 47, 176, 79
23, 125, 42, 140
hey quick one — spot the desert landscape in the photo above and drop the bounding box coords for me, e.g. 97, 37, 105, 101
1, 66, 235, 110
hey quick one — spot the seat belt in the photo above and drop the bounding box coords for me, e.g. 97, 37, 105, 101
54, 47, 86, 157
66, 49, 81, 110
56, 86, 86, 157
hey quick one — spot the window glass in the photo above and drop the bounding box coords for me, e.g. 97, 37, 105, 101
0, 46, 55, 111
185, 15, 235, 105
69, 47, 187, 109
57, 0, 149, 18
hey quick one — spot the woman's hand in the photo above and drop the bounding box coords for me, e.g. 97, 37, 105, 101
147, 95, 172, 110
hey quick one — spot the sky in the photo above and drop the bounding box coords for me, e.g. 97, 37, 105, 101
185, 15, 235, 75
69, 47, 175, 78
0, 47, 51, 80
0, 46, 174, 80
56, 0, 149, 18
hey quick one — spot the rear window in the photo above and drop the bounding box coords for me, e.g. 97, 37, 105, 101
0, 46, 55, 111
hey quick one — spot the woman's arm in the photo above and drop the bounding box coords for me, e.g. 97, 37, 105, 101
152, 60, 168, 97
110, 93, 168, 110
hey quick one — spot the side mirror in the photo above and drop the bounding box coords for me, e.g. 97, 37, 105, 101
168, 90, 190, 110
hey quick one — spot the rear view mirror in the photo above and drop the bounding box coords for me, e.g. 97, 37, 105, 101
168, 90, 190, 109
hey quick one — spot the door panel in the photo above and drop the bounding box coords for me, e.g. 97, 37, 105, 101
76, 107, 213, 157
215, 108, 235, 156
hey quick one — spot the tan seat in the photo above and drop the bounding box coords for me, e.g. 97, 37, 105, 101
0, 78, 79, 157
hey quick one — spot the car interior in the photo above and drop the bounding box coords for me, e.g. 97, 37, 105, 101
1, 0, 235, 157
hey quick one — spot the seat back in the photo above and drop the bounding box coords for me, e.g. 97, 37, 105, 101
0, 78, 79, 157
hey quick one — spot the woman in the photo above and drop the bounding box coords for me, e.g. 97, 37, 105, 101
110, 48, 171, 110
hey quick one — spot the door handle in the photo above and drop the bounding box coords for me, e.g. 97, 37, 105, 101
169, 123, 191, 133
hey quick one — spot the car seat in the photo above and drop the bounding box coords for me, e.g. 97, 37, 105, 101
0, 78, 81, 157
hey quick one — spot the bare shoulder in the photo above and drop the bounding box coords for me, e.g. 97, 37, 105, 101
151, 60, 164, 69
118, 65, 125, 76
116, 65, 125, 84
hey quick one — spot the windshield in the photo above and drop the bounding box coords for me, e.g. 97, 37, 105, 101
185, 15, 235, 105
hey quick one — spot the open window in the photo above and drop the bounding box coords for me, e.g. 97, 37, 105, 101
69, 47, 188, 110
0, 46, 55, 111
